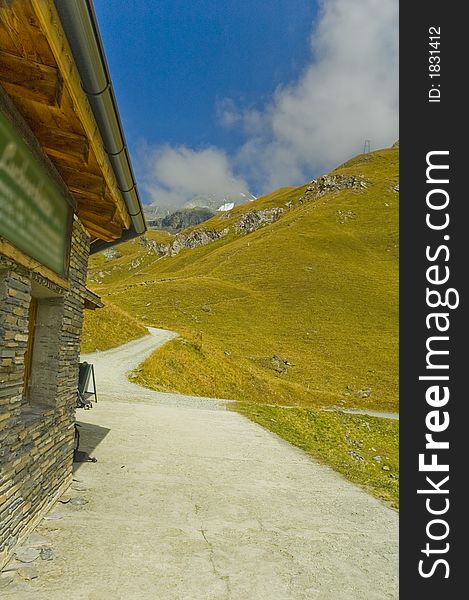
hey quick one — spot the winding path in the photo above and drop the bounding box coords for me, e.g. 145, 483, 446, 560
5, 329, 398, 600
82, 327, 228, 410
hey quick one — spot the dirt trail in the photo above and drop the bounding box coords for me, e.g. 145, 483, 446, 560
3, 329, 398, 599
82, 327, 229, 409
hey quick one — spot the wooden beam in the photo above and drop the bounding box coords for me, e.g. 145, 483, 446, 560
0, 49, 63, 106
56, 164, 106, 198
78, 217, 122, 242
0, 237, 69, 290
76, 204, 117, 225
72, 190, 125, 230
35, 127, 90, 165
83, 287, 104, 310
70, 190, 111, 211
31, 0, 131, 232
0, 1, 58, 66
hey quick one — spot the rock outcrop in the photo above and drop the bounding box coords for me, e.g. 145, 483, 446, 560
298, 174, 369, 205
138, 207, 284, 258
169, 228, 229, 256
103, 247, 121, 261
139, 236, 170, 256
126, 175, 371, 261
234, 208, 284, 235
147, 207, 215, 232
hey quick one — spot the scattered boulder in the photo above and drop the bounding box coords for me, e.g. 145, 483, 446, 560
336, 209, 355, 224
270, 355, 294, 374
103, 247, 121, 262
344, 386, 371, 399
129, 258, 144, 270
348, 450, 365, 463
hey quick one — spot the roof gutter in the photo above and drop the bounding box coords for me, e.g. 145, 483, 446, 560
54, 0, 146, 253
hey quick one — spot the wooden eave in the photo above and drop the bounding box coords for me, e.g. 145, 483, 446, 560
83, 287, 104, 310
0, 0, 131, 243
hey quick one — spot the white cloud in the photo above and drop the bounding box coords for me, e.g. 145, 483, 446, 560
141, 0, 398, 205
216, 98, 242, 128
235, 0, 399, 191
141, 145, 250, 207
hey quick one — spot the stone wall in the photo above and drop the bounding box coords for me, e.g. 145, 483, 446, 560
0, 217, 89, 568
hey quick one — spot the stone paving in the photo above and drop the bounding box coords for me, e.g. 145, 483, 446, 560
0, 330, 398, 599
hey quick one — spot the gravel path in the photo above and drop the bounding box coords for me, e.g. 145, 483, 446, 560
326, 408, 399, 420
82, 327, 229, 410
3, 329, 398, 599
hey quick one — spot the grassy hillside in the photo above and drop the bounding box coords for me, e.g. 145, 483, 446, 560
81, 300, 149, 354
89, 147, 398, 412
237, 404, 399, 507
87, 230, 172, 287
87, 147, 399, 505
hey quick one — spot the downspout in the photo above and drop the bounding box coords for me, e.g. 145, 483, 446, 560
54, 0, 146, 252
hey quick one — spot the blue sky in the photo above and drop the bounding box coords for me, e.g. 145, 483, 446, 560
94, 0, 398, 206
95, 0, 317, 154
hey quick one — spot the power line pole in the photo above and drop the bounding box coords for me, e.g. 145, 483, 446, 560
363, 139, 371, 153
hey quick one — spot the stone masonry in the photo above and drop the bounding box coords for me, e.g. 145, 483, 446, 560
0, 217, 90, 568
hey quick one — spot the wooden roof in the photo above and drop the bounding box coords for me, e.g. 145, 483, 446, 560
0, 0, 131, 243
83, 287, 104, 310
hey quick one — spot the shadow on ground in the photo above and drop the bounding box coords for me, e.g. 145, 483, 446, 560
73, 419, 111, 473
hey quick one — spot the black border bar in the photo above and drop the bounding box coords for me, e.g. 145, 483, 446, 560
400, 2, 465, 595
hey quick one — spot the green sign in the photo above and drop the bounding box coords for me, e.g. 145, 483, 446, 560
0, 110, 72, 277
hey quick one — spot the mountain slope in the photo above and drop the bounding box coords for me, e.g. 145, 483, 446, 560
89, 147, 398, 412
146, 207, 215, 232
81, 301, 149, 353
